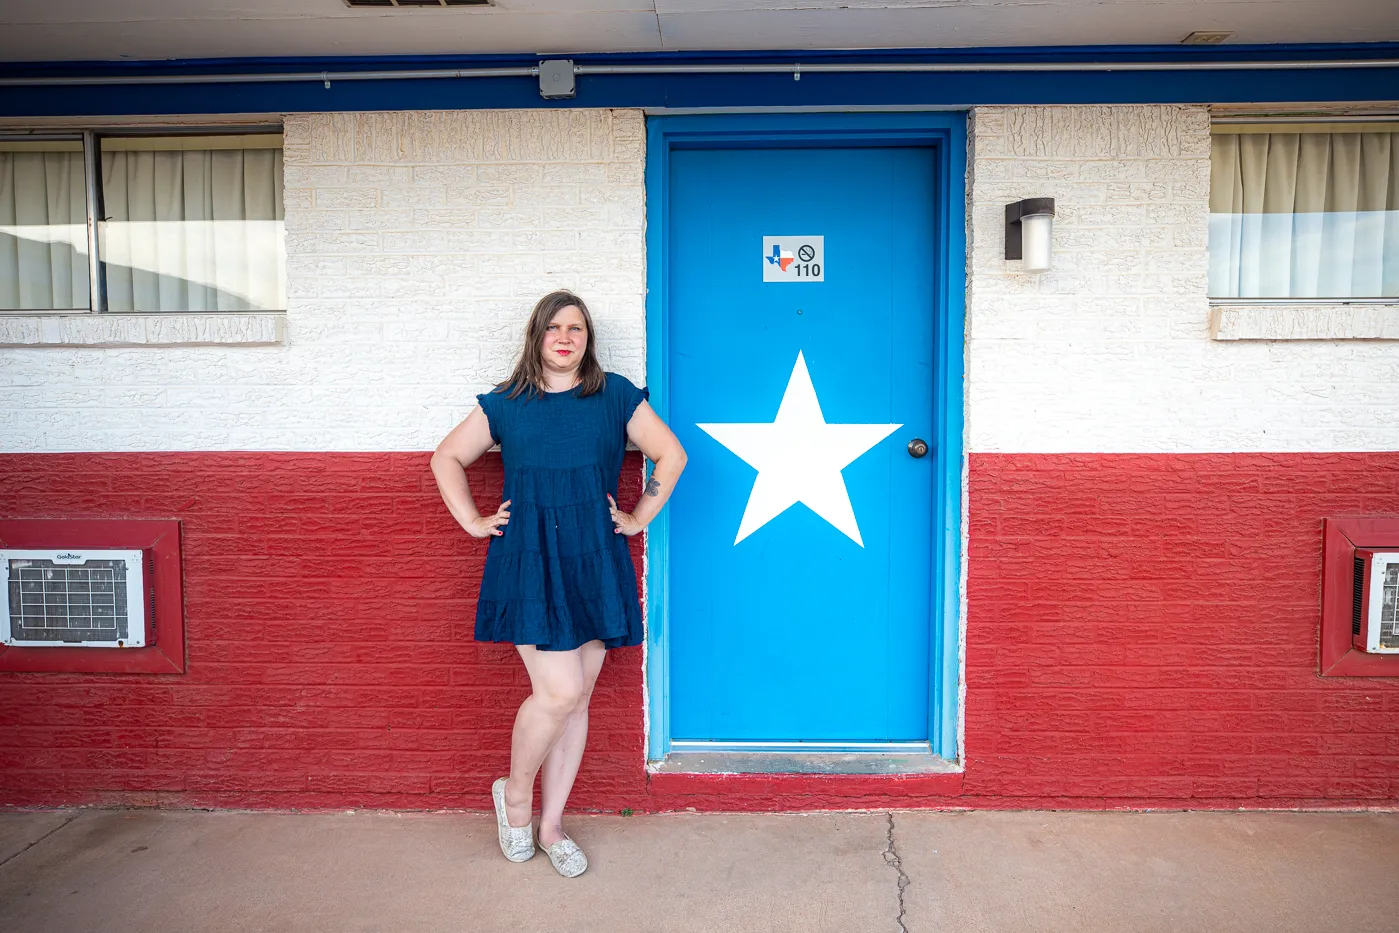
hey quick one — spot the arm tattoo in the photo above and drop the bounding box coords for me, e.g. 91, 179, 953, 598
644, 477, 661, 498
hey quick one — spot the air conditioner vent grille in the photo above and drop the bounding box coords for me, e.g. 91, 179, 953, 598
7, 558, 129, 643
1381, 564, 1399, 650
1353, 556, 1366, 637
2, 549, 147, 648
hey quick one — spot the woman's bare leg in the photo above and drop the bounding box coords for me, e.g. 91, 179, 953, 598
502, 645, 587, 830
538, 639, 606, 846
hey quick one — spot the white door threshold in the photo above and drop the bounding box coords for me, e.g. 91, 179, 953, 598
650, 749, 961, 775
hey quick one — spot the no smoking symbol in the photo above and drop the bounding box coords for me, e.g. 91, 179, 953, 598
797, 244, 816, 262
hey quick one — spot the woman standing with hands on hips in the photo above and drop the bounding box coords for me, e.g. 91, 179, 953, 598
431, 291, 686, 878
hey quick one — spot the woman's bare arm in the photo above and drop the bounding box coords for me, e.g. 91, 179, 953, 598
609, 400, 687, 536
430, 406, 511, 538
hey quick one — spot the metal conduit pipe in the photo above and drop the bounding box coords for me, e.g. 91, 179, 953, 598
0, 67, 540, 87
0, 57, 1397, 89
574, 59, 1399, 75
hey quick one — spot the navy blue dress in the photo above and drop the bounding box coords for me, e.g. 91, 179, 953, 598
473, 373, 648, 651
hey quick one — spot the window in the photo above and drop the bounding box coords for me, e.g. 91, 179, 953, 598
1209, 123, 1399, 300
0, 139, 88, 311
1, 130, 285, 314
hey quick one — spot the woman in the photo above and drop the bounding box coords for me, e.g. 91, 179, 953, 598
431, 290, 686, 878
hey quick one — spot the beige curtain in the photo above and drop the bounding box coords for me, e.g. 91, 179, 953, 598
0, 147, 89, 310
1210, 129, 1399, 298
100, 143, 285, 312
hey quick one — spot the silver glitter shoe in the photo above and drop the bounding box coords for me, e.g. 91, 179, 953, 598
538, 834, 587, 878
491, 777, 535, 863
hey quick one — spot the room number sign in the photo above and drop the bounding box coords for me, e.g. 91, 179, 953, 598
762, 236, 825, 283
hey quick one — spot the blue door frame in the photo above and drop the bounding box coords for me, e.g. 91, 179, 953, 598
643, 112, 967, 763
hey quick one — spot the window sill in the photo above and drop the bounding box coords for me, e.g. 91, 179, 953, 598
0, 312, 285, 348
1210, 302, 1399, 341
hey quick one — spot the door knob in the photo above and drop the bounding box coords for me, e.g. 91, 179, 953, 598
907, 438, 929, 458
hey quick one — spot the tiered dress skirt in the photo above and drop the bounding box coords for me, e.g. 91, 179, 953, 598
474, 463, 643, 651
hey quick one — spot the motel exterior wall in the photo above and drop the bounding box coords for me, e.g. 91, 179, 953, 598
1, 104, 1397, 811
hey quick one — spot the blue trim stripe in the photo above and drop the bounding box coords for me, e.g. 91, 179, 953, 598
932, 117, 967, 761
643, 115, 672, 761
3, 43, 1399, 116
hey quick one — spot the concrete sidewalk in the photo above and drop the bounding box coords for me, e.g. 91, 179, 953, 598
1, 809, 1396, 932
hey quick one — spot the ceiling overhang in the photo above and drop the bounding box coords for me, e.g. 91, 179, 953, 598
2, 1, 1397, 63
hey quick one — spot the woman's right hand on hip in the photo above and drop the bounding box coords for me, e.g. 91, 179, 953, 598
465, 500, 510, 538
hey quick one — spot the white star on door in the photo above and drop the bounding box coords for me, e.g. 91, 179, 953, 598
697, 352, 901, 547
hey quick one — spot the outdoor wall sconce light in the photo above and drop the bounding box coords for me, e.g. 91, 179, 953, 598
1005, 197, 1056, 273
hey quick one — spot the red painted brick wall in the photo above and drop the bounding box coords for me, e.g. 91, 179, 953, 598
959, 452, 1399, 809
0, 452, 644, 811
2, 452, 1397, 811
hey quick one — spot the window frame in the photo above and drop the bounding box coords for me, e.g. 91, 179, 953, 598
0, 130, 94, 314
0, 123, 284, 317
1207, 116, 1399, 306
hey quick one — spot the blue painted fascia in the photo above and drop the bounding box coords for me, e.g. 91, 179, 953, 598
3, 42, 1399, 117
7, 40, 1399, 77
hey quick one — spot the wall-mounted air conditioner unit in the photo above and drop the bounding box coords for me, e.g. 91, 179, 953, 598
1353, 549, 1399, 655
1, 550, 148, 648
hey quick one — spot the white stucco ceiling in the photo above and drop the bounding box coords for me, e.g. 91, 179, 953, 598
0, 0, 1396, 62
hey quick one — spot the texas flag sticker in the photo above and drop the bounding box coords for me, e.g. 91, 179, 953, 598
762, 236, 824, 283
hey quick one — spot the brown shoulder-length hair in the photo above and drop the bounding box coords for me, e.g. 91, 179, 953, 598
498, 290, 606, 400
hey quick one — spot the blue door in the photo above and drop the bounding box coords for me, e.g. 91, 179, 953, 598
667, 145, 937, 747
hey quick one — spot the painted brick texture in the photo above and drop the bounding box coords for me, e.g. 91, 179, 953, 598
0, 452, 646, 810
961, 452, 1399, 807
2, 104, 1397, 812
5, 104, 1395, 457
968, 105, 1399, 454
0, 109, 646, 453
4, 452, 1397, 811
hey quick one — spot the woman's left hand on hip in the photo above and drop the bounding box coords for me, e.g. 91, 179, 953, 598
607, 494, 644, 536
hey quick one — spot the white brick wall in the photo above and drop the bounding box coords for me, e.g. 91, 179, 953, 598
4, 104, 1397, 455
0, 109, 646, 453
967, 105, 1399, 454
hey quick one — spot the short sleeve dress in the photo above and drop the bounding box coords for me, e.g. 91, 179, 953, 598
473, 373, 649, 652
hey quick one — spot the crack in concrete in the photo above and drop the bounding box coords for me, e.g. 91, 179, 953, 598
884, 811, 910, 933
0, 813, 79, 871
